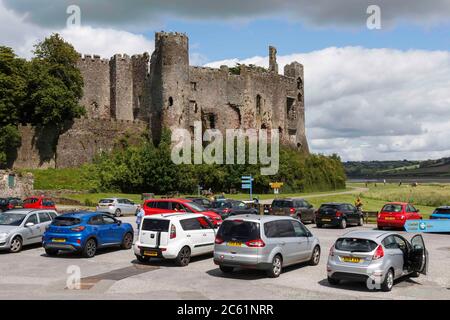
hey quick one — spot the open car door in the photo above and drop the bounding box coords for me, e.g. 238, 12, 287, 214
409, 234, 428, 275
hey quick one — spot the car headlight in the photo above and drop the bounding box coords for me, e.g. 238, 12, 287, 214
0, 233, 9, 241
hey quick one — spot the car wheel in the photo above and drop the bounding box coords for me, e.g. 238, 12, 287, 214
339, 219, 347, 229
267, 255, 282, 278
358, 217, 364, 226
316, 223, 322, 228
309, 246, 321, 266
121, 232, 133, 250
45, 248, 58, 256
219, 265, 234, 274
9, 236, 23, 253
327, 276, 340, 285
136, 255, 150, 263
82, 238, 97, 258
114, 209, 121, 217
377, 225, 384, 230
175, 246, 191, 266
381, 269, 394, 292
410, 271, 420, 278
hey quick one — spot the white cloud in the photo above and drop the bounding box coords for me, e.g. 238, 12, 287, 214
206, 47, 450, 161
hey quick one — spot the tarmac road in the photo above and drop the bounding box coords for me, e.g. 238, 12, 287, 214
0, 216, 449, 300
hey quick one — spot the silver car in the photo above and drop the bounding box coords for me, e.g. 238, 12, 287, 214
214, 215, 321, 278
96, 198, 138, 217
0, 209, 58, 253
327, 230, 428, 291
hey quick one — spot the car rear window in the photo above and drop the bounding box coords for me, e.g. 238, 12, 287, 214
434, 208, 450, 215
52, 217, 81, 226
382, 204, 403, 213
320, 204, 340, 210
335, 238, 378, 253
217, 220, 260, 242
24, 198, 38, 204
272, 200, 293, 208
142, 219, 170, 232
99, 199, 114, 204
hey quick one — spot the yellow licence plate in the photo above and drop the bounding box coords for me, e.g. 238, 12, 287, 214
227, 241, 242, 247
143, 250, 158, 257
385, 217, 396, 220
342, 256, 362, 263
52, 238, 66, 243
322, 218, 331, 222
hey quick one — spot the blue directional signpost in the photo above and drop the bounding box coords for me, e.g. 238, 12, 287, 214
241, 175, 253, 200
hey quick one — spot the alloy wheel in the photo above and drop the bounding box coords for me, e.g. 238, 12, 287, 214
10, 238, 22, 253
180, 247, 190, 265
273, 256, 282, 276
313, 247, 320, 264
86, 240, 96, 257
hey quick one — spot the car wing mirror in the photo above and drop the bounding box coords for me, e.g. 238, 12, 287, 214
25, 222, 35, 227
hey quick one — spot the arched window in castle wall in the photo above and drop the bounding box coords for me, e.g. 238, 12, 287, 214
168, 97, 173, 107
256, 94, 262, 115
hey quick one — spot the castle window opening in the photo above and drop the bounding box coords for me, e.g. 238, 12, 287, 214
256, 94, 262, 115
191, 82, 197, 91
286, 97, 296, 118
261, 124, 267, 130
208, 114, 216, 129
168, 97, 173, 106
190, 100, 198, 113
8, 174, 15, 188
297, 77, 303, 90
278, 126, 283, 134
297, 93, 302, 102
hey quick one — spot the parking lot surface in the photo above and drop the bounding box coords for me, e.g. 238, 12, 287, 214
1, 216, 450, 300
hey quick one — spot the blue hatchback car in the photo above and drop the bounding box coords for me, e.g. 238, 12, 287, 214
430, 206, 450, 220
43, 212, 134, 258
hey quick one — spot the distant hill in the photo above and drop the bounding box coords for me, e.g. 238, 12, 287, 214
344, 158, 450, 178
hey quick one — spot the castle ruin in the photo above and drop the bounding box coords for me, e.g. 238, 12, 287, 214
13, 32, 308, 169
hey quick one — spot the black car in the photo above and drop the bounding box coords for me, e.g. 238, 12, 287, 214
316, 202, 363, 229
210, 200, 258, 219
183, 197, 212, 209
270, 198, 316, 224
0, 197, 23, 212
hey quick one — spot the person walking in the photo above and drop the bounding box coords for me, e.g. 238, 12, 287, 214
355, 197, 364, 212
136, 204, 145, 230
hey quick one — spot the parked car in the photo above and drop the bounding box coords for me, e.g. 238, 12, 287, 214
270, 198, 316, 224
0, 209, 58, 253
0, 197, 23, 212
96, 198, 139, 217
214, 215, 321, 278
327, 230, 428, 291
42, 212, 134, 258
430, 206, 450, 219
184, 197, 212, 209
316, 203, 363, 229
134, 213, 216, 266
143, 198, 222, 226
210, 200, 258, 219
23, 196, 56, 210
377, 202, 422, 230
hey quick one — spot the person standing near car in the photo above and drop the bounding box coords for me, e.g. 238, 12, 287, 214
136, 205, 145, 229
355, 197, 364, 213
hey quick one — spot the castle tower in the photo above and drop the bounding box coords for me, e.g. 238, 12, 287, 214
269, 46, 278, 73
110, 54, 134, 121
149, 32, 190, 142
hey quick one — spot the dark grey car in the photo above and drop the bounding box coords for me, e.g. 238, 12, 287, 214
270, 198, 316, 224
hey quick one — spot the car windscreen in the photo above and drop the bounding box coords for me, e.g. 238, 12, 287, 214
271, 200, 293, 208
0, 213, 26, 226
99, 199, 114, 204
141, 219, 170, 232
382, 204, 402, 213
217, 220, 260, 242
433, 208, 450, 215
335, 237, 378, 253
52, 216, 81, 226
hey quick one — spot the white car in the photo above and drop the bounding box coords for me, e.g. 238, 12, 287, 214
96, 198, 138, 217
133, 213, 216, 266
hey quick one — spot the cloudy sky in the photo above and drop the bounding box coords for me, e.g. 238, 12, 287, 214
1, 0, 450, 161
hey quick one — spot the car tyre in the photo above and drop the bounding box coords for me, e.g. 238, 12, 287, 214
381, 269, 394, 292
309, 245, 321, 266
327, 276, 340, 285
9, 236, 23, 253
136, 255, 150, 263
339, 219, 347, 229
114, 209, 121, 217
219, 265, 234, 274
316, 223, 323, 228
410, 271, 420, 278
45, 248, 58, 256
121, 232, 133, 250
82, 238, 97, 258
377, 225, 384, 230
175, 246, 191, 266
267, 255, 282, 278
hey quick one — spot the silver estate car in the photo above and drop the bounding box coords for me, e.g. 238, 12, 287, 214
327, 230, 428, 291
96, 198, 139, 217
0, 209, 58, 253
214, 215, 321, 278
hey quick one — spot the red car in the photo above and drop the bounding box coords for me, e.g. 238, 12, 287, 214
377, 202, 422, 230
143, 198, 222, 226
23, 196, 57, 210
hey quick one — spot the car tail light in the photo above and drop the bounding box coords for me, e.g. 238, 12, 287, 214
215, 235, 224, 244
289, 208, 295, 214
246, 239, 265, 247
223, 208, 230, 214
170, 224, 176, 239
373, 245, 384, 260
329, 245, 335, 257
7, 204, 13, 209
71, 226, 85, 232
335, 211, 342, 217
